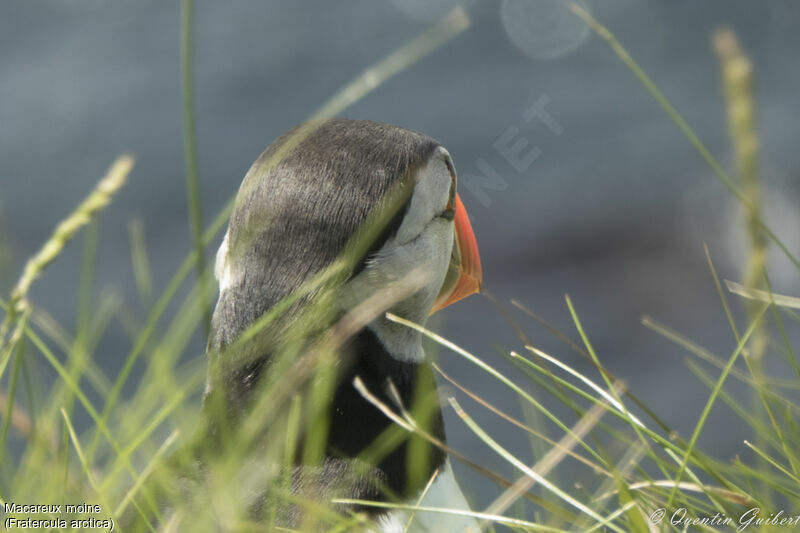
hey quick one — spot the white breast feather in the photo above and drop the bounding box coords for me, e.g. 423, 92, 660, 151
214, 230, 233, 293
376, 460, 480, 533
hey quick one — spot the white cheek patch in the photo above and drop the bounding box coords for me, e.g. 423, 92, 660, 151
370, 219, 453, 309
348, 218, 454, 363
215, 230, 233, 293
394, 149, 453, 245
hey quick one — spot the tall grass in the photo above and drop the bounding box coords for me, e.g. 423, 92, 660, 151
0, 5, 798, 533
180, 0, 212, 339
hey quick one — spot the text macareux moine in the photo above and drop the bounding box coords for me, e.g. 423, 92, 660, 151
4, 503, 102, 514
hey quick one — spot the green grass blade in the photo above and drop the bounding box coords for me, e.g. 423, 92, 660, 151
128, 219, 154, 310
666, 303, 769, 506
449, 397, 626, 533
180, 0, 211, 338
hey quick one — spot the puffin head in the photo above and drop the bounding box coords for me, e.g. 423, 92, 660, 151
208, 118, 481, 395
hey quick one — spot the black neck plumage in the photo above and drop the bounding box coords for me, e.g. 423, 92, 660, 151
205, 326, 447, 517
327, 328, 447, 502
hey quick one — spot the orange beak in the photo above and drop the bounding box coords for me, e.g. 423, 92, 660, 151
431, 194, 482, 314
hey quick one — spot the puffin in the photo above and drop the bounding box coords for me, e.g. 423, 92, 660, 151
204, 118, 482, 532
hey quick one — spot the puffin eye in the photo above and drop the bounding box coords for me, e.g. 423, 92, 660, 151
442, 158, 457, 220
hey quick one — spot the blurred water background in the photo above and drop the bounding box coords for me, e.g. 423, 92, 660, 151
2, 0, 800, 509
